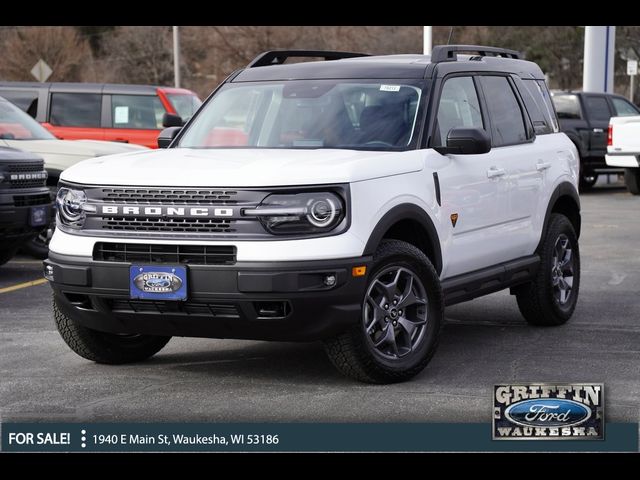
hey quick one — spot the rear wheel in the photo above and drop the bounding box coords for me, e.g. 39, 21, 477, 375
53, 295, 171, 364
515, 214, 580, 326
324, 240, 443, 384
624, 168, 640, 195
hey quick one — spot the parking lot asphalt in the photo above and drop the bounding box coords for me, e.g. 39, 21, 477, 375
1, 179, 639, 423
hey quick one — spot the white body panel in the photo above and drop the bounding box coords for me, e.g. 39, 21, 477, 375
0, 138, 146, 174
60, 148, 422, 187
606, 115, 640, 168
52, 135, 577, 280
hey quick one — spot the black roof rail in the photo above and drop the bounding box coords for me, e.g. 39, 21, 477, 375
430, 45, 521, 63
247, 50, 370, 68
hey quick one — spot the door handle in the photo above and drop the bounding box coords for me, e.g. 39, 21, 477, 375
593, 128, 604, 133
486, 166, 506, 178
113, 139, 129, 143
536, 161, 552, 171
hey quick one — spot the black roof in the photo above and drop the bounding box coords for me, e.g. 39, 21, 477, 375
0, 82, 163, 95
234, 53, 545, 82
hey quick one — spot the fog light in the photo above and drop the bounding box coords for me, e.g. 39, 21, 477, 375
324, 274, 337, 287
44, 264, 54, 281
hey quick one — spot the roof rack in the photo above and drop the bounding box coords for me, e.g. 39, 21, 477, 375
430, 45, 520, 63
246, 50, 370, 68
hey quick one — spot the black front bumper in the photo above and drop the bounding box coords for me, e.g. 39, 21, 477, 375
46, 252, 372, 342
0, 189, 53, 247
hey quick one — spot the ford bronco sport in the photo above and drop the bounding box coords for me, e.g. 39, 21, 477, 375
45, 46, 581, 383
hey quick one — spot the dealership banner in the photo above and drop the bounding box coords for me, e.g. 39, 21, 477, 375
1, 423, 637, 452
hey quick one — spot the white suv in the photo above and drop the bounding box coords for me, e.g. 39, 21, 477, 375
45, 46, 581, 383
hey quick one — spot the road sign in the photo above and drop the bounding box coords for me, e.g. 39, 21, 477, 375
30, 59, 52, 83
627, 59, 638, 76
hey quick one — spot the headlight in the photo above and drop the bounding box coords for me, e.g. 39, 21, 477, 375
0, 173, 5, 183
244, 192, 345, 235
56, 187, 88, 227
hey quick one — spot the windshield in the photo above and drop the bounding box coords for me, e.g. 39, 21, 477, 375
552, 94, 582, 120
177, 80, 424, 150
0, 100, 55, 140
167, 94, 202, 121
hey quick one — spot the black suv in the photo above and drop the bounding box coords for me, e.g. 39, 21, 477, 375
0, 147, 53, 265
552, 91, 640, 190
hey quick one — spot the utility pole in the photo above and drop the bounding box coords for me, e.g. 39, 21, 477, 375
423, 26, 432, 55
583, 26, 616, 93
173, 26, 181, 88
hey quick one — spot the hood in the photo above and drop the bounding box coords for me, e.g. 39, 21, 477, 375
0, 139, 147, 174
71, 140, 148, 155
61, 148, 424, 187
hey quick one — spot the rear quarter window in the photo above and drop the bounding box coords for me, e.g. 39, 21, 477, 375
520, 80, 555, 135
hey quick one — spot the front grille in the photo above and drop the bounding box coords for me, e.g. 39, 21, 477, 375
108, 299, 239, 318
100, 188, 239, 205
93, 242, 236, 265
13, 193, 51, 207
101, 217, 235, 233
6, 163, 47, 189
7, 162, 42, 173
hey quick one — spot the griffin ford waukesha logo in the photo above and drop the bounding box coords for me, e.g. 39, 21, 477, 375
493, 383, 604, 440
134, 272, 183, 293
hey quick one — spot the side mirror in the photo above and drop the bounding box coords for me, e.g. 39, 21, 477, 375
162, 112, 183, 128
434, 127, 491, 155
157, 127, 181, 148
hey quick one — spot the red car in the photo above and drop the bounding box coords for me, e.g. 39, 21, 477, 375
0, 82, 201, 148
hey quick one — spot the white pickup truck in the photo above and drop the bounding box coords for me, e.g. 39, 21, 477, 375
606, 116, 640, 194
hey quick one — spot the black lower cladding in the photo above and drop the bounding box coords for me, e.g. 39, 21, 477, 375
46, 252, 371, 342
0, 188, 53, 245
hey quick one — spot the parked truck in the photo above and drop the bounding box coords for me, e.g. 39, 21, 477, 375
606, 116, 640, 194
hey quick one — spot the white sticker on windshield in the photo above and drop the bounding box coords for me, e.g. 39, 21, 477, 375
114, 106, 129, 124
380, 85, 401, 92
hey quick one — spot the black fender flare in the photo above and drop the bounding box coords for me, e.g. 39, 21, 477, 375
363, 203, 442, 275
537, 182, 581, 251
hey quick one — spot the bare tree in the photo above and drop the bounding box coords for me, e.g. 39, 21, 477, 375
0, 27, 92, 81
95, 26, 174, 85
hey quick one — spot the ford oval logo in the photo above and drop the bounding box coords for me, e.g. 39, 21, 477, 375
504, 398, 591, 428
133, 272, 182, 293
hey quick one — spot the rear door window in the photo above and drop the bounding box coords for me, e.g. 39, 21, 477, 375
111, 95, 165, 129
584, 95, 612, 122
49, 93, 101, 127
480, 76, 528, 147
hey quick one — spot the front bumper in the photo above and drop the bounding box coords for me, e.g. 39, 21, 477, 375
0, 189, 53, 246
45, 252, 372, 342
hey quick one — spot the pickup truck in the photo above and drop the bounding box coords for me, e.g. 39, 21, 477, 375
552, 91, 640, 190
606, 115, 640, 194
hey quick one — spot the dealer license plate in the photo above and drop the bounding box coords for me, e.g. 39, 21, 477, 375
129, 265, 187, 301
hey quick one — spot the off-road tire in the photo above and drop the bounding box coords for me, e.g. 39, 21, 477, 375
53, 294, 171, 364
516, 214, 580, 326
324, 240, 444, 384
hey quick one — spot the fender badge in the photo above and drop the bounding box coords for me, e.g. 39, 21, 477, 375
450, 213, 459, 228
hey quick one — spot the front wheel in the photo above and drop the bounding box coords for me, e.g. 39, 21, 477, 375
53, 295, 171, 364
624, 168, 640, 195
515, 214, 580, 326
324, 240, 443, 384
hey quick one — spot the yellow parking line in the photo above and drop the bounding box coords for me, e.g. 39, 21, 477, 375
0, 278, 47, 294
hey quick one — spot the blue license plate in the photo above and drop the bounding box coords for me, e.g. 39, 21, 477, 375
30, 205, 49, 227
130, 265, 187, 301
